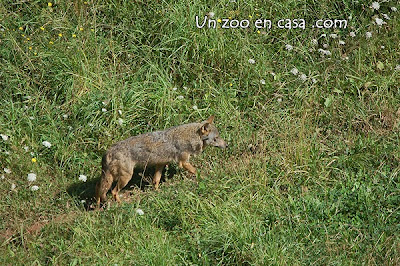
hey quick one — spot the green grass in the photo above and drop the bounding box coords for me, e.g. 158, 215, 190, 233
0, 0, 399, 264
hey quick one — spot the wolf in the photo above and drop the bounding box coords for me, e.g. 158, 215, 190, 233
95, 115, 227, 207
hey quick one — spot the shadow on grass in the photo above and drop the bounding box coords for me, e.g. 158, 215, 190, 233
66, 165, 178, 210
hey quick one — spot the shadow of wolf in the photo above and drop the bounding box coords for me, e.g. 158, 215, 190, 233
95, 115, 227, 208
67, 166, 178, 210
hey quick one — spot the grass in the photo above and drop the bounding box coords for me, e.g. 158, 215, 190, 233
0, 0, 399, 264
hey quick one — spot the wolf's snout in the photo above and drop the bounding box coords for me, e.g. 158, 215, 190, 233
219, 140, 228, 149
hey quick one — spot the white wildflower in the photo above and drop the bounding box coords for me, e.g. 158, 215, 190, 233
371, 2, 380, 10
27, 173, 37, 182
29, 116, 34, 120
382, 13, 390, 20
290, 68, 299, 75
395, 65, 400, 71
135, 208, 144, 215
318, 49, 331, 56
349, 32, 356, 37
391, 7, 397, 12
329, 33, 338, 39
299, 73, 307, 81
366, 32, 372, 38
1, 174, 4, 180
192, 105, 198, 110
88, 123, 94, 127
248, 58, 255, 64
339, 40, 345, 45
311, 39, 318, 46
172, 87, 178, 91
31, 185, 39, 191
81, 199, 86, 204
102, 101, 107, 105
285, 44, 293, 51
23, 146, 29, 152
11, 183, 16, 190
320, 33, 326, 37
375, 18, 385, 26
183, 86, 188, 90
118, 118, 124, 125
323, 43, 329, 49
79, 175, 87, 182
4, 168, 11, 174
177, 95, 184, 100
260, 79, 266, 85
101, 108, 107, 112
62, 114, 68, 119
4, 151, 9, 155
30, 152, 35, 156
0, 134, 8, 141
381, 45, 385, 49
312, 78, 317, 83
42, 141, 52, 148
208, 12, 215, 18
118, 109, 122, 115
277, 98, 282, 103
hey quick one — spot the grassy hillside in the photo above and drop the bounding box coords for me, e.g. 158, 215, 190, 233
0, 0, 399, 264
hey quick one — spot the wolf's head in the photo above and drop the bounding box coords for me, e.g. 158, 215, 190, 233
199, 115, 227, 148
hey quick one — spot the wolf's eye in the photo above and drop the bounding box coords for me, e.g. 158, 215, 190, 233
214, 137, 217, 142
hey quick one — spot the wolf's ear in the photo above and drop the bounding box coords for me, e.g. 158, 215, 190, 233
204, 115, 214, 124
199, 116, 214, 135
199, 122, 210, 135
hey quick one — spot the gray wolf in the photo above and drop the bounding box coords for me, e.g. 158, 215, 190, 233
95, 115, 226, 207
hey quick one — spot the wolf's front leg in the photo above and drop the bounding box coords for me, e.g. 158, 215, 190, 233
182, 162, 196, 174
178, 152, 196, 175
152, 164, 165, 190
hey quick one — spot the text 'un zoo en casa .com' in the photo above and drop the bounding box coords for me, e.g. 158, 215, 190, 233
195, 16, 348, 30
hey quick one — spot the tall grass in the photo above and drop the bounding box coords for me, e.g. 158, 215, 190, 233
0, 0, 399, 264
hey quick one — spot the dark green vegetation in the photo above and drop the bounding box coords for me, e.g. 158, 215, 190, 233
0, 0, 399, 264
